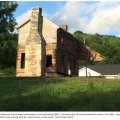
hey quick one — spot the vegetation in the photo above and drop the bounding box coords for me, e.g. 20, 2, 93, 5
0, 1, 18, 69
0, 77, 120, 111
0, 2, 120, 112
0, 67, 16, 77
74, 31, 120, 65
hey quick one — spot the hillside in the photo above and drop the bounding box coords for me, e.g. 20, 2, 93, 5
73, 31, 120, 65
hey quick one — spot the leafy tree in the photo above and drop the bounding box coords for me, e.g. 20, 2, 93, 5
0, 2, 18, 35
0, 1, 18, 69
74, 31, 120, 65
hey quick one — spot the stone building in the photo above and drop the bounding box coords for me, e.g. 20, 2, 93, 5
16, 7, 104, 77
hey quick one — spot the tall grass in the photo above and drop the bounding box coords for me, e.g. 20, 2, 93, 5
0, 77, 120, 111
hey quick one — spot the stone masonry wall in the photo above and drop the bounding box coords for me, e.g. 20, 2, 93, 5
56, 28, 82, 76
45, 43, 57, 76
16, 45, 26, 76
18, 21, 30, 45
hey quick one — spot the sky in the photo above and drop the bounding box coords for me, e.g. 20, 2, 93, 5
14, 1, 120, 36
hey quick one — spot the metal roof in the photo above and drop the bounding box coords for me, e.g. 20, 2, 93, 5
79, 64, 120, 75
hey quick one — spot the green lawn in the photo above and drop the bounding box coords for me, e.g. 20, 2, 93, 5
0, 77, 120, 111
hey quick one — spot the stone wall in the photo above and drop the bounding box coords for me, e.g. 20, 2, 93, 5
16, 45, 26, 76
56, 28, 82, 76
45, 43, 57, 76
42, 17, 58, 44
18, 21, 30, 45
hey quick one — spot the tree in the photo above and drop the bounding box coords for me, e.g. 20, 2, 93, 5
74, 30, 120, 65
0, 1, 18, 68
0, 2, 18, 35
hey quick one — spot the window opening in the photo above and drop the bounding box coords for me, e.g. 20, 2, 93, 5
21, 53, 25, 69
46, 55, 52, 67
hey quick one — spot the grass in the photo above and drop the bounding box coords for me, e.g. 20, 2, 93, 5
0, 77, 120, 111
0, 68, 15, 77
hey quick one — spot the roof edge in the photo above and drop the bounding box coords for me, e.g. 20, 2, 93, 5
17, 19, 30, 30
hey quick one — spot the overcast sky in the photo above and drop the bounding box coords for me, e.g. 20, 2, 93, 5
14, 1, 120, 36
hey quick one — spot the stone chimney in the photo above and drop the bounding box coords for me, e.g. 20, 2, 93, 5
26, 7, 42, 44
60, 25, 68, 31
25, 7, 46, 77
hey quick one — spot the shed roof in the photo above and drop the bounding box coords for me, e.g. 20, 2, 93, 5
79, 64, 120, 75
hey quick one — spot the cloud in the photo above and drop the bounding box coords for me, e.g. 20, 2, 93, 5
16, 1, 120, 35
16, 10, 30, 28
51, 1, 87, 32
86, 2, 120, 34
16, 9, 48, 28
50, 1, 120, 35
